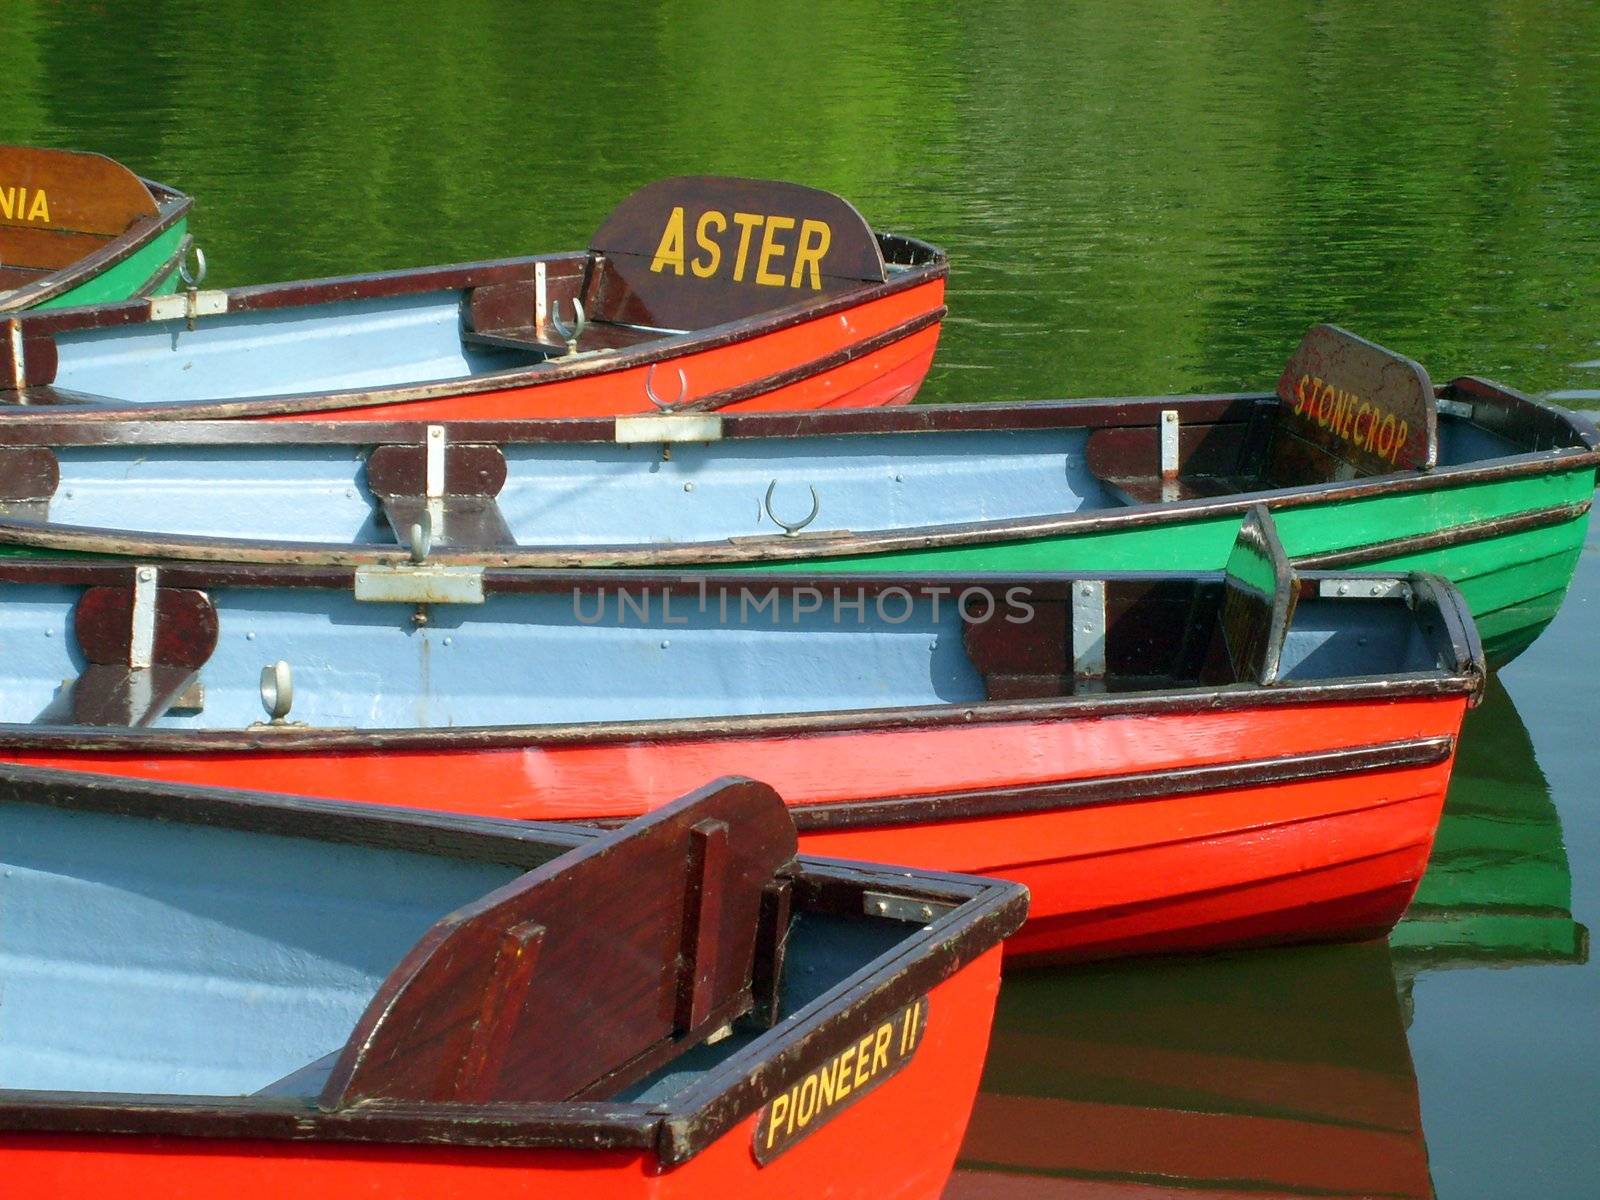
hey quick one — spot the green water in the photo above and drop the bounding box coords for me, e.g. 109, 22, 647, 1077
3, 1, 1596, 1194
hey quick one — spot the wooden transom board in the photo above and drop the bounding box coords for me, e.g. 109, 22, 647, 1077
321, 777, 799, 1106
0, 146, 159, 270
1275, 323, 1437, 475
586, 176, 888, 329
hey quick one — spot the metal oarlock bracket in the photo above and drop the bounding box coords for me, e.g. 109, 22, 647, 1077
548, 298, 586, 355
259, 660, 294, 724
1071, 580, 1106, 681
1160, 409, 1180, 479
763, 480, 820, 536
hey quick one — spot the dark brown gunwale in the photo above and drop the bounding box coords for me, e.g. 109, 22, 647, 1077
0, 560, 1481, 755
0, 180, 193, 313
0, 385, 1587, 569
0, 765, 1024, 1164
788, 736, 1455, 831
0, 235, 948, 419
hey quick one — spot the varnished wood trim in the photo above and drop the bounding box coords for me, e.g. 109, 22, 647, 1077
788, 736, 1455, 831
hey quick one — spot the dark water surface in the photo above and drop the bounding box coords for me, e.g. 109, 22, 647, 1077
4, 2, 1596, 1194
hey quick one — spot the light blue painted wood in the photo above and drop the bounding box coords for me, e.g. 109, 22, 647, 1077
0, 577, 1448, 731
0, 800, 523, 1095
49, 292, 543, 404
1278, 598, 1440, 679
35, 429, 1104, 548
49, 446, 383, 543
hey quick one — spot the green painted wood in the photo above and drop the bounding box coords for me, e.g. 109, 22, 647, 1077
1392, 677, 1588, 968
746, 465, 1597, 667
30, 216, 187, 310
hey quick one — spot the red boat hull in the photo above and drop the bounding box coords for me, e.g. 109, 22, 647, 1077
2, 694, 1466, 965
0, 944, 1001, 1200
275, 280, 944, 421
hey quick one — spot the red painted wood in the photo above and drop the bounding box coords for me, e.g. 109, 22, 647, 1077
0, 947, 1001, 1200
0, 694, 1467, 963
272, 281, 943, 422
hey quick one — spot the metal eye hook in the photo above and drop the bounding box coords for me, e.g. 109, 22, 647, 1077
408, 508, 433, 563
763, 479, 820, 536
259, 660, 293, 724
548, 297, 586, 354
645, 363, 687, 410
178, 244, 208, 289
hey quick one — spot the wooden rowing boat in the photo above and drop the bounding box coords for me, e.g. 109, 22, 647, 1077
0, 325, 1584, 665
0, 146, 192, 313
0, 510, 1482, 963
948, 940, 1430, 1199
0, 767, 1024, 1198
0, 176, 945, 418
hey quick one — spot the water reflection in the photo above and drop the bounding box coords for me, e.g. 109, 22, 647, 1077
1392, 676, 1588, 976
949, 941, 1431, 1199
950, 677, 1584, 1197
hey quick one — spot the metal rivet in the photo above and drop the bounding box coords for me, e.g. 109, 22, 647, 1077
1337, 584, 1349, 596
443, 636, 453, 646
1370, 585, 1382, 596
245, 631, 256, 641
137, 567, 155, 583
1081, 584, 1093, 597
919, 905, 933, 919
660, 640, 670, 649
683, 481, 695, 492
873, 899, 889, 915
43, 629, 51, 638
429, 426, 444, 440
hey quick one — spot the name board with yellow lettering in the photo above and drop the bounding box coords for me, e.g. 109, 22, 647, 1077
751, 995, 928, 1164
0, 146, 160, 238
587, 176, 888, 331
1274, 323, 1437, 475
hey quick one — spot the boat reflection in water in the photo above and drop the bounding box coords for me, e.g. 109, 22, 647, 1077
949, 676, 1583, 1198
1391, 675, 1588, 976
947, 940, 1431, 1199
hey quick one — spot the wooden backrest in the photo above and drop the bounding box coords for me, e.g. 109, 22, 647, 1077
583, 176, 887, 330
1208, 506, 1297, 685
320, 777, 799, 1107
0, 146, 160, 271
1267, 324, 1437, 483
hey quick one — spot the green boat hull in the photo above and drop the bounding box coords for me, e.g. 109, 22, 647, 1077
752, 463, 1596, 667
28, 217, 188, 311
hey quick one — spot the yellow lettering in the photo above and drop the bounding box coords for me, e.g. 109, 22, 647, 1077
872, 1022, 892, 1073
650, 207, 687, 275
854, 1032, 875, 1088
817, 1059, 838, 1108
1294, 375, 1312, 415
1317, 382, 1336, 426
1392, 420, 1409, 464
0, 187, 13, 220
691, 210, 726, 278
27, 189, 49, 223
730, 212, 764, 282
792, 218, 831, 289
1352, 403, 1369, 446
1377, 414, 1397, 458
796, 1075, 819, 1127
765, 1094, 790, 1149
755, 215, 795, 286
834, 1044, 856, 1100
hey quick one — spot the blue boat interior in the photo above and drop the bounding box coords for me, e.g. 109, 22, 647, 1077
50, 292, 554, 404
0, 795, 918, 1102
0, 553, 1458, 735
15, 406, 1526, 550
